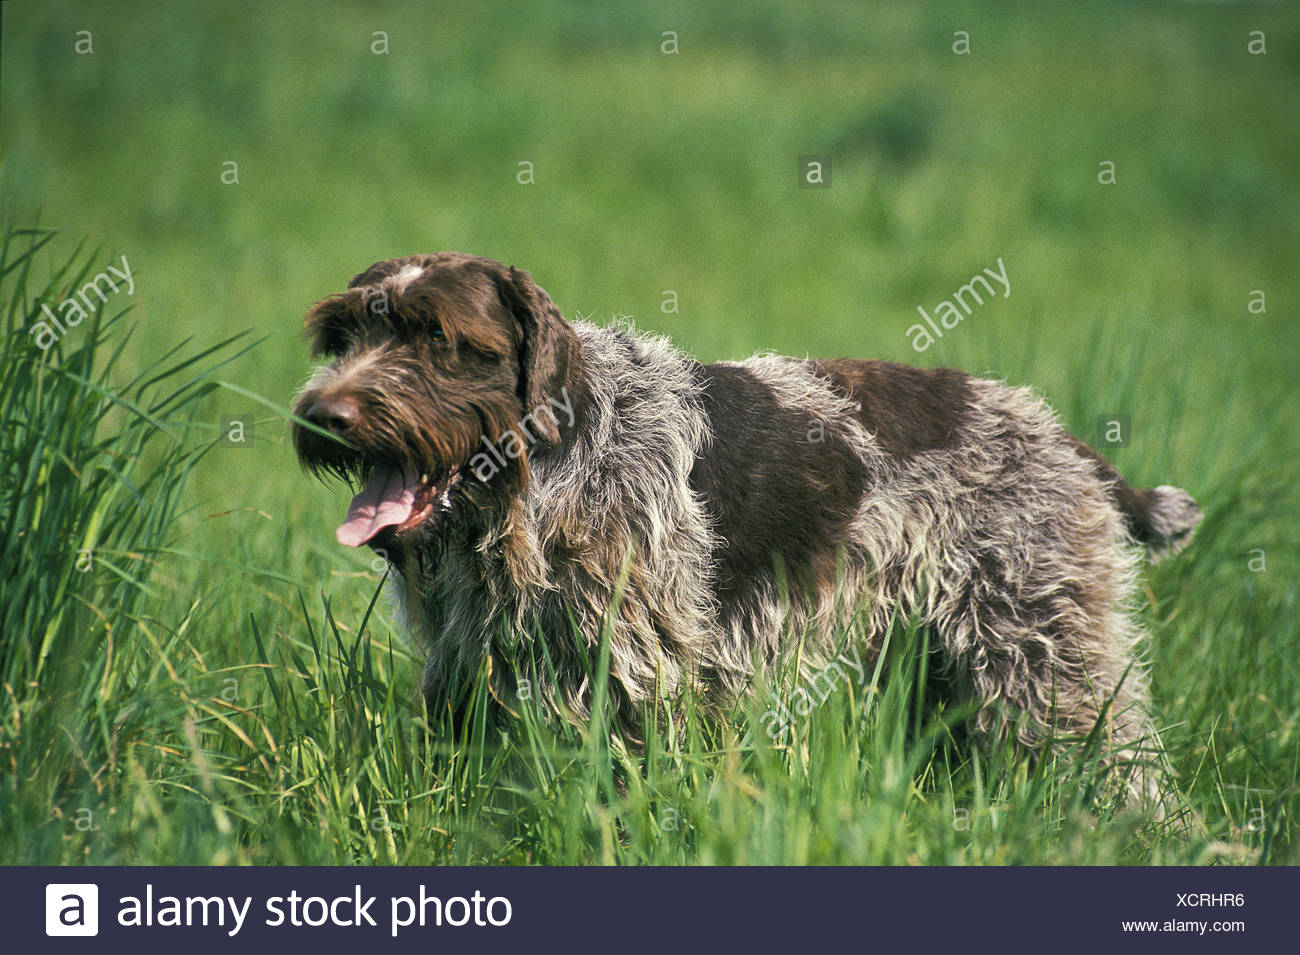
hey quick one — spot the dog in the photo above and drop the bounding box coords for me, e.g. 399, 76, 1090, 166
292, 252, 1202, 807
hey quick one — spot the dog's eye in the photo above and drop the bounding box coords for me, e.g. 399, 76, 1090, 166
426, 327, 447, 345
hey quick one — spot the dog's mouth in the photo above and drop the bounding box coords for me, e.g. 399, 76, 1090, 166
336, 464, 463, 548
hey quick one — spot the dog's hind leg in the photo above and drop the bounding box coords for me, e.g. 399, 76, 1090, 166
932, 470, 1178, 817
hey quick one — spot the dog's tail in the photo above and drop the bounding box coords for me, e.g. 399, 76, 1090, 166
1117, 484, 1203, 561
1072, 439, 1203, 562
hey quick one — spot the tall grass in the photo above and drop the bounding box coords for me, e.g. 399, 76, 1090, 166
0, 224, 247, 861
1, 221, 1293, 867
2, 220, 1295, 866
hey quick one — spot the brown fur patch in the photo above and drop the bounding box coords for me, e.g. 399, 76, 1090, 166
813, 359, 972, 460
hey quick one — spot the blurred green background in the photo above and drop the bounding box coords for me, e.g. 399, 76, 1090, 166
7, 0, 1297, 529
2, 0, 1297, 863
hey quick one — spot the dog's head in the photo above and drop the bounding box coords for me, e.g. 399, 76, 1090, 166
291, 253, 580, 553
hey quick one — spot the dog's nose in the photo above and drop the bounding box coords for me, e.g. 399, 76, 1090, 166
305, 395, 362, 437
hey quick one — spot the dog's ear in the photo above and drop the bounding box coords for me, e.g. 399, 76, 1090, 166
494, 266, 578, 445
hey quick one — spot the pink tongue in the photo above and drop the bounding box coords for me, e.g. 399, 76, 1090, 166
337, 466, 418, 547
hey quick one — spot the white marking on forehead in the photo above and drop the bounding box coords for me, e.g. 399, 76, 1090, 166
388, 264, 425, 292
305, 343, 387, 393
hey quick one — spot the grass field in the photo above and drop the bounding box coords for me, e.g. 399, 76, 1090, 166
1, 1, 1297, 865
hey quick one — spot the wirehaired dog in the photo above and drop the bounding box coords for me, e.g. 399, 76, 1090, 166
292, 253, 1202, 807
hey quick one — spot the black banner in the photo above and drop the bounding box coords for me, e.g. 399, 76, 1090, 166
9, 866, 1288, 952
